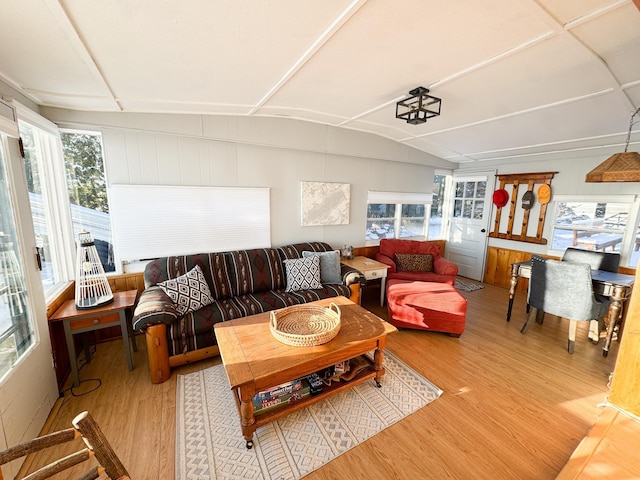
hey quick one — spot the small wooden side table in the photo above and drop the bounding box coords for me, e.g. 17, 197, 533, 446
49, 290, 138, 387
340, 256, 390, 306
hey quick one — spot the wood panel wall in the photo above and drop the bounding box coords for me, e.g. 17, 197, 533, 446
608, 265, 640, 416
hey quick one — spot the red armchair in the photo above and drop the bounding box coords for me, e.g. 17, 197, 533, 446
375, 239, 458, 285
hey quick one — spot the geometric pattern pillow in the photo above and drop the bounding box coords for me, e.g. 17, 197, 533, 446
158, 265, 214, 316
283, 256, 323, 292
395, 253, 433, 272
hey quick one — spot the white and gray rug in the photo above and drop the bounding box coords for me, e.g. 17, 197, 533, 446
455, 278, 485, 292
176, 351, 442, 480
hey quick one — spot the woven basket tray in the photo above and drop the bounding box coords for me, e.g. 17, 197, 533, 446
270, 302, 341, 347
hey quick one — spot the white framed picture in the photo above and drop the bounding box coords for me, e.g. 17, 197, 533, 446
301, 181, 350, 226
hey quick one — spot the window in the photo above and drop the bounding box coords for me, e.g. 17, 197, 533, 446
550, 197, 640, 267
365, 191, 432, 243
20, 121, 65, 293
453, 180, 486, 219
61, 131, 114, 272
428, 173, 450, 239
0, 130, 34, 378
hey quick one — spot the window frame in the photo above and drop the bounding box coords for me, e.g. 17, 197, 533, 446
16, 106, 76, 302
548, 194, 640, 268
365, 191, 433, 245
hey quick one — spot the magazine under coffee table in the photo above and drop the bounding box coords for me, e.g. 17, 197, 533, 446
214, 296, 397, 448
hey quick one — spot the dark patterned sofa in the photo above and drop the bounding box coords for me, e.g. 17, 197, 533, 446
132, 242, 365, 383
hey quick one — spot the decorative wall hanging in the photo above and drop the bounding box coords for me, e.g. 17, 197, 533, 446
301, 182, 350, 226
489, 172, 557, 245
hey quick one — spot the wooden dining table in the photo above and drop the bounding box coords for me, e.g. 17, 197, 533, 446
506, 261, 635, 357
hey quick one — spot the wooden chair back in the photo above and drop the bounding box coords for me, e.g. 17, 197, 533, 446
0, 411, 129, 480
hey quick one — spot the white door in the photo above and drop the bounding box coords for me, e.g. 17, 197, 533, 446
446, 171, 496, 281
0, 125, 58, 477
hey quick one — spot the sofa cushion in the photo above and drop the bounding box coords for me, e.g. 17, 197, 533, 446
167, 297, 243, 355
284, 256, 323, 292
227, 248, 285, 296
379, 238, 441, 258
277, 242, 334, 260
157, 265, 214, 316
395, 253, 433, 272
302, 250, 342, 284
143, 252, 233, 301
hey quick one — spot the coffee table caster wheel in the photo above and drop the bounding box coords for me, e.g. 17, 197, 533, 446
246, 440, 254, 449
375, 381, 382, 388
603, 350, 609, 358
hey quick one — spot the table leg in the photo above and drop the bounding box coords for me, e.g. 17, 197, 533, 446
507, 263, 520, 321
119, 310, 134, 371
603, 285, 626, 357
373, 348, 384, 387
63, 320, 80, 387
127, 309, 138, 352
239, 388, 256, 448
380, 277, 387, 307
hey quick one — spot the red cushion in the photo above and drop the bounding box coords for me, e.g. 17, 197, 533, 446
386, 280, 467, 335
379, 239, 441, 258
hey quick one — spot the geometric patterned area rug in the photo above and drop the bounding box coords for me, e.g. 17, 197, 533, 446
455, 278, 485, 293
176, 351, 442, 479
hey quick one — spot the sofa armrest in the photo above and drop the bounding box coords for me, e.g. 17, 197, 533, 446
132, 286, 179, 331
340, 263, 366, 287
433, 256, 459, 276
375, 253, 397, 273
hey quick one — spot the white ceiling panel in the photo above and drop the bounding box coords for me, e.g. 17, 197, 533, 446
0, 0, 638, 166
60, 0, 353, 105
538, 0, 620, 24
263, 0, 553, 117
423, 92, 630, 157
0, 0, 114, 101
569, 3, 640, 86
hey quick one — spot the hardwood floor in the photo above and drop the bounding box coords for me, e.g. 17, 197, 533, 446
25, 281, 621, 479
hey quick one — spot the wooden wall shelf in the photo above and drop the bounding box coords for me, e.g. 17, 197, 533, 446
489, 171, 557, 245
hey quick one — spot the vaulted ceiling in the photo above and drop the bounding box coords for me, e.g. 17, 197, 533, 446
1, 0, 639, 165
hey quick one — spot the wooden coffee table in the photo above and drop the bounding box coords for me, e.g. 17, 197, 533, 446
214, 296, 397, 448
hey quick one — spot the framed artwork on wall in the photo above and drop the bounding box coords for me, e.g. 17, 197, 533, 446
301, 181, 350, 226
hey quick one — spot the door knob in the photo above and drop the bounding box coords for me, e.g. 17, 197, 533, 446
481, 229, 486, 233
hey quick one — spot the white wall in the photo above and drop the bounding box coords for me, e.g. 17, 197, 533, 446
456, 150, 640, 265
41, 109, 456, 251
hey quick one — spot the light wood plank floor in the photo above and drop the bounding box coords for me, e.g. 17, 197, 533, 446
25, 281, 621, 479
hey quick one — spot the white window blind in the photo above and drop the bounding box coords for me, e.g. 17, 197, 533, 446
367, 191, 433, 204
108, 185, 271, 261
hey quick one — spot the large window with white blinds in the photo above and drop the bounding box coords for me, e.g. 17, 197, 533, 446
108, 184, 271, 263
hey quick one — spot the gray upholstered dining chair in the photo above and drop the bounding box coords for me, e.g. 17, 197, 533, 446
522, 255, 611, 353
561, 247, 620, 273
561, 247, 620, 342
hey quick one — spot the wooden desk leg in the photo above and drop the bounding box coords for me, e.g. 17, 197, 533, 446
63, 320, 80, 387
603, 285, 626, 357
507, 263, 520, 322
119, 310, 134, 371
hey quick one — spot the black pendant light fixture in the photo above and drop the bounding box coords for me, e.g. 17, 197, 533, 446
395, 86, 442, 125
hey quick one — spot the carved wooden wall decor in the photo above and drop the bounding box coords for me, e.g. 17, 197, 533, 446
489, 171, 557, 245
